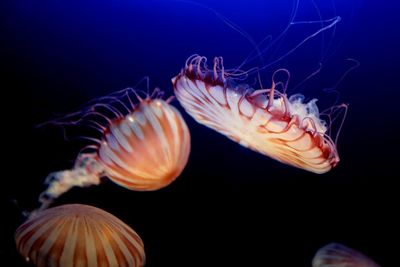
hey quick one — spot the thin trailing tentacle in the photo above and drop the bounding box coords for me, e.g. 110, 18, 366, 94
33, 154, 105, 216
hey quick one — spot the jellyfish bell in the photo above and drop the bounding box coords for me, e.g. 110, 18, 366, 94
312, 243, 381, 267
172, 55, 347, 174
37, 86, 191, 211
15, 204, 145, 267
97, 97, 190, 191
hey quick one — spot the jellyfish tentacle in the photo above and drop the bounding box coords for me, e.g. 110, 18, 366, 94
35, 154, 104, 214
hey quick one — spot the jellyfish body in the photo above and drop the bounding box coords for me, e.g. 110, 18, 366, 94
172, 55, 342, 174
38, 90, 190, 211
312, 243, 380, 267
97, 99, 191, 191
15, 204, 145, 267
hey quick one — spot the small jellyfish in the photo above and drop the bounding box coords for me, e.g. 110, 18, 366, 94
172, 55, 347, 174
312, 243, 381, 267
15, 204, 145, 267
38, 87, 190, 211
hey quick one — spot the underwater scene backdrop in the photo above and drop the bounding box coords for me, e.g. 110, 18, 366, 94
2, 0, 399, 266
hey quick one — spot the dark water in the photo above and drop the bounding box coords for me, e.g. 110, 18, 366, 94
2, 0, 399, 266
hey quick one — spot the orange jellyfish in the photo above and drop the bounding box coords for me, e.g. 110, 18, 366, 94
38, 87, 190, 210
15, 204, 145, 267
172, 55, 347, 174
312, 243, 380, 267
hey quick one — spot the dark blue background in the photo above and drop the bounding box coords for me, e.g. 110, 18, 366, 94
2, 0, 399, 266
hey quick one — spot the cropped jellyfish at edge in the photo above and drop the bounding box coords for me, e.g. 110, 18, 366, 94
15, 204, 146, 267
172, 55, 347, 174
312, 243, 381, 267
37, 86, 190, 211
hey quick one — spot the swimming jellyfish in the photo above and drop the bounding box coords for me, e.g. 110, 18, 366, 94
38, 88, 191, 210
312, 243, 380, 267
172, 55, 346, 174
15, 204, 145, 267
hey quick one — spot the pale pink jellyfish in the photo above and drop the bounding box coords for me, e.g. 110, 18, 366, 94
172, 55, 347, 174
38, 87, 190, 211
15, 204, 145, 267
312, 243, 381, 267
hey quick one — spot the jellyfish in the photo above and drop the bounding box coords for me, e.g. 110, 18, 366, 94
312, 243, 381, 267
38, 87, 190, 211
172, 55, 347, 174
15, 204, 145, 267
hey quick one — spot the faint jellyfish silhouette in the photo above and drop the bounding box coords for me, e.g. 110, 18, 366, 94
312, 243, 381, 267
37, 85, 190, 211
15, 204, 145, 267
